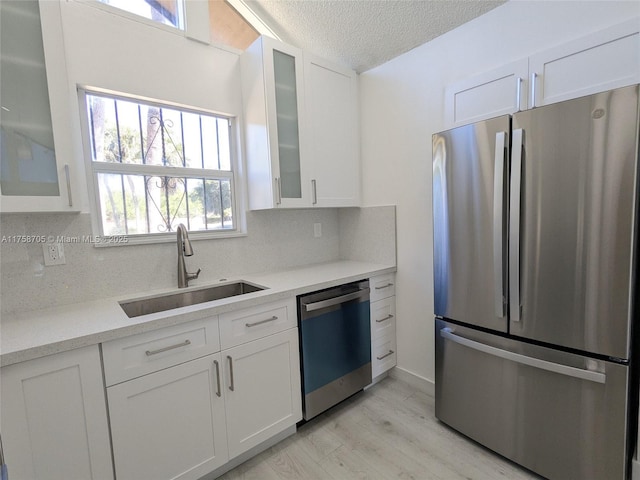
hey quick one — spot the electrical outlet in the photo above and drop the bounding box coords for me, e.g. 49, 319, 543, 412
43, 243, 66, 266
313, 223, 322, 238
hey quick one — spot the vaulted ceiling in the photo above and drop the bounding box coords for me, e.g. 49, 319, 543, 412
243, 0, 506, 72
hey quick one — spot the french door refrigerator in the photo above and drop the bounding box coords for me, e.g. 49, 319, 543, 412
432, 84, 639, 480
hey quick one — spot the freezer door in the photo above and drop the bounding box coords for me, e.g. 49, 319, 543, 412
435, 319, 629, 480
433, 115, 510, 332
510, 85, 639, 359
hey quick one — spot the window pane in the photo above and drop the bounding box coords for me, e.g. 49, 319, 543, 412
217, 118, 231, 171
159, 108, 185, 167
98, 0, 183, 29
97, 172, 232, 236
88, 95, 118, 163
181, 111, 203, 168
115, 99, 144, 164
201, 115, 218, 170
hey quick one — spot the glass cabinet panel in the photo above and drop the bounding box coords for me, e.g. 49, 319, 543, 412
272, 50, 301, 199
0, 0, 59, 196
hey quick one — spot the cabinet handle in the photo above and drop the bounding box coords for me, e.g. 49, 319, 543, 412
275, 178, 282, 205
64, 164, 73, 207
227, 355, 235, 391
312, 179, 317, 205
377, 350, 395, 360
245, 315, 278, 328
376, 314, 394, 323
530, 72, 538, 108
213, 360, 221, 397
374, 283, 394, 290
516, 77, 523, 111
145, 339, 191, 356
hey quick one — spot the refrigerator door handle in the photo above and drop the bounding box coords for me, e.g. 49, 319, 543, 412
509, 128, 524, 323
440, 328, 606, 384
493, 131, 507, 318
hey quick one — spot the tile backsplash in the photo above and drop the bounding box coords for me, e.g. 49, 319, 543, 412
0, 206, 395, 314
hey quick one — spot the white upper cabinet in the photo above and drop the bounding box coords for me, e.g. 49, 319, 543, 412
445, 58, 529, 127
241, 36, 360, 209
444, 18, 640, 127
0, 0, 78, 212
241, 36, 310, 209
529, 19, 640, 107
304, 54, 360, 207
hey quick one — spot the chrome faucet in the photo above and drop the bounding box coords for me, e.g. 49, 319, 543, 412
176, 224, 201, 288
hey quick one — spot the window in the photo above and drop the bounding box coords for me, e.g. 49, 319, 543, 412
81, 90, 239, 242
97, 0, 184, 29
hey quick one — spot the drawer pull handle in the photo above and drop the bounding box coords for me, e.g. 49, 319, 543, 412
374, 283, 394, 290
213, 360, 221, 397
227, 355, 235, 391
377, 350, 394, 360
376, 314, 394, 323
245, 316, 279, 328
145, 339, 191, 356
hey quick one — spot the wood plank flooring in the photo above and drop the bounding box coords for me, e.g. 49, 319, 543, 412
219, 376, 542, 480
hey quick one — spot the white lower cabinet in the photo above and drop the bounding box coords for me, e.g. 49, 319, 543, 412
0, 345, 113, 480
104, 299, 302, 480
223, 328, 302, 459
370, 274, 397, 378
107, 353, 229, 480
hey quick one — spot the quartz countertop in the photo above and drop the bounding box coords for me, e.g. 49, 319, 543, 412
1, 260, 395, 367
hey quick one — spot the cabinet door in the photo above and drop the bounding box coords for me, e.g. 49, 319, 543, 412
0, 0, 77, 212
304, 53, 360, 207
1, 346, 113, 480
529, 19, 640, 107
223, 328, 302, 459
241, 36, 310, 209
263, 37, 310, 208
444, 58, 529, 127
107, 353, 228, 480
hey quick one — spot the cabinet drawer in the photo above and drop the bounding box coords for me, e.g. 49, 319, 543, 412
219, 298, 297, 350
102, 317, 220, 386
370, 296, 396, 340
370, 273, 396, 302
372, 333, 396, 378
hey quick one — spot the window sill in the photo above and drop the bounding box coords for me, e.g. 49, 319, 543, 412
92, 229, 248, 247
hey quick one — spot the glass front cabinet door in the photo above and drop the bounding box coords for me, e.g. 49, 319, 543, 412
0, 0, 77, 212
241, 36, 310, 209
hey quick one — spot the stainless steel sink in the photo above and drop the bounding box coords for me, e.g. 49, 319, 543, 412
119, 282, 265, 318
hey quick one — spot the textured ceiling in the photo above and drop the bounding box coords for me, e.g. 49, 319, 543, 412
244, 0, 506, 72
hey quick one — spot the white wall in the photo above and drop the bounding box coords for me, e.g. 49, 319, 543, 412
359, 0, 640, 385
56, 0, 243, 212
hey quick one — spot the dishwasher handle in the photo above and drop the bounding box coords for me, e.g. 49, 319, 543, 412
303, 288, 370, 312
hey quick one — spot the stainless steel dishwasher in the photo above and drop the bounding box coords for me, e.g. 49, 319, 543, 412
298, 280, 371, 421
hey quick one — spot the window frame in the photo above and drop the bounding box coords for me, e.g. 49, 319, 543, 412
78, 87, 247, 246
77, 0, 186, 34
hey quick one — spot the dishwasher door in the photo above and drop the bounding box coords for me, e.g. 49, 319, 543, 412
299, 280, 371, 420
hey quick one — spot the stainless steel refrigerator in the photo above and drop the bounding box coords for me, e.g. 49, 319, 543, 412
432, 84, 639, 480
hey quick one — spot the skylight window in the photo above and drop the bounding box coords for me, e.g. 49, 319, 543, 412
97, 0, 184, 29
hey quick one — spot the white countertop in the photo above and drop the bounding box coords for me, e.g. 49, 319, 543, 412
0, 260, 395, 367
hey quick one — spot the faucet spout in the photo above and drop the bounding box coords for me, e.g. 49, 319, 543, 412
177, 224, 201, 288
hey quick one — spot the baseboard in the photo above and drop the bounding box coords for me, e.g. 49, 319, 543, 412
389, 366, 435, 397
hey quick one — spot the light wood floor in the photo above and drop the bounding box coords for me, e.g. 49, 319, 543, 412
219, 375, 542, 480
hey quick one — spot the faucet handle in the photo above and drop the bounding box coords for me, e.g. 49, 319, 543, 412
187, 268, 201, 281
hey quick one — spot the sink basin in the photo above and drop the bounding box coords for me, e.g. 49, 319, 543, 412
119, 282, 265, 318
